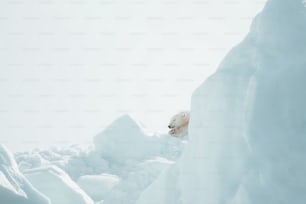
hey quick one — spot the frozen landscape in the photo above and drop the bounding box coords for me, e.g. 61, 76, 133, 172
1, 0, 306, 203
3, 114, 186, 204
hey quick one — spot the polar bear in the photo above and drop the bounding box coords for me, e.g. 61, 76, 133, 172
168, 111, 190, 137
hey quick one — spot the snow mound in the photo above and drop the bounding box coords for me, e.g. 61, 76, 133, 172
24, 165, 94, 204
0, 145, 50, 204
136, 0, 306, 204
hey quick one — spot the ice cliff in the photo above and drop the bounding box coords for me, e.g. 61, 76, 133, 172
138, 0, 306, 203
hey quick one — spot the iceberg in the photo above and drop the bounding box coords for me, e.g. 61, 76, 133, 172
137, 0, 306, 203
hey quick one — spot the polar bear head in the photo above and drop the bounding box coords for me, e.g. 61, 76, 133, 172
168, 111, 190, 129
168, 111, 190, 137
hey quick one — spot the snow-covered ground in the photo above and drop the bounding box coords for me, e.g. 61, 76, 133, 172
1, 0, 305, 203
10, 114, 186, 203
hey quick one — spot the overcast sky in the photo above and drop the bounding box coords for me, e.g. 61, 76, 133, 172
0, 0, 266, 152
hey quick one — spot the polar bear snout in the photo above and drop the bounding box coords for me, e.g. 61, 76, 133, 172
168, 125, 174, 129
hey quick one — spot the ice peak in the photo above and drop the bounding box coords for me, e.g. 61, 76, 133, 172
111, 114, 142, 129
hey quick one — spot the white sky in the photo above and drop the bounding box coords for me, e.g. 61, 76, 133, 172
0, 0, 266, 152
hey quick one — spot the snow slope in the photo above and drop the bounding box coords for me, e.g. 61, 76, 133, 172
137, 0, 306, 204
0, 145, 50, 204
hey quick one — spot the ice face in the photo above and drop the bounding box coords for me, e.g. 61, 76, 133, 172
137, 0, 306, 204
180, 0, 306, 203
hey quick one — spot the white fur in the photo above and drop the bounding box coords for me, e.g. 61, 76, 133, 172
168, 111, 190, 137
